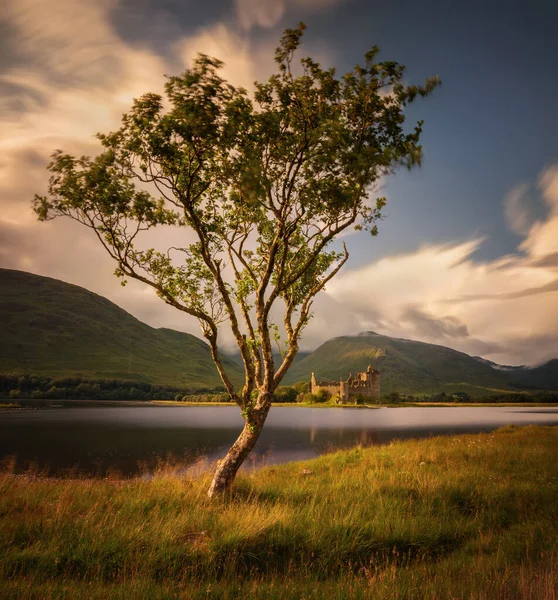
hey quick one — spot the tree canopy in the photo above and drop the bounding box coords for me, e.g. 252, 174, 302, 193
34, 24, 439, 495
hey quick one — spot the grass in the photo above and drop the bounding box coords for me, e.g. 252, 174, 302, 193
1, 425, 557, 598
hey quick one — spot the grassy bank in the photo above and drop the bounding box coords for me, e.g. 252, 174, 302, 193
1, 426, 557, 599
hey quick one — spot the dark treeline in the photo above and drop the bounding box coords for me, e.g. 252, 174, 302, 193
174, 383, 310, 404
4, 375, 557, 403
406, 391, 558, 403
0, 374, 224, 401
1, 375, 309, 403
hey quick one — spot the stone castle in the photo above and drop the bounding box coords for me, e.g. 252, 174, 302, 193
310, 365, 380, 403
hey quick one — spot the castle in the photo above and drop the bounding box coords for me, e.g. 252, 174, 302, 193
310, 365, 380, 403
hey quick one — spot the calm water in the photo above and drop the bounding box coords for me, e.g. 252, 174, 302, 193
1, 402, 558, 477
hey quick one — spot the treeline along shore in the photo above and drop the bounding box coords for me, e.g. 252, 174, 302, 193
0, 374, 222, 402
2, 374, 558, 404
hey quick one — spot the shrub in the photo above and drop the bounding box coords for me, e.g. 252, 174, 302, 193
273, 386, 298, 403
293, 381, 309, 394
298, 392, 317, 403
315, 389, 331, 403
384, 391, 401, 403
352, 393, 365, 405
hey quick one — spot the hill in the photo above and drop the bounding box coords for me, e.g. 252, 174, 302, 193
0, 269, 242, 389
225, 350, 311, 367
284, 331, 515, 396
471, 356, 558, 391
2, 269, 557, 396
505, 359, 558, 391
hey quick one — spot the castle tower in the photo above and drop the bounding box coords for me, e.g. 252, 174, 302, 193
339, 378, 348, 402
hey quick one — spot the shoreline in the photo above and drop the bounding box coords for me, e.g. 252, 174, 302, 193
150, 399, 558, 408
3, 399, 556, 409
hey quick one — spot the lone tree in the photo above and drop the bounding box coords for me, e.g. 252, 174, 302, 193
34, 24, 439, 497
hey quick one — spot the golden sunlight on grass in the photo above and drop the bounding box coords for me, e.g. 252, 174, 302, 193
0, 425, 557, 599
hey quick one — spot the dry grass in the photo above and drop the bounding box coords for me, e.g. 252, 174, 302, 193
1, 425, 557, 598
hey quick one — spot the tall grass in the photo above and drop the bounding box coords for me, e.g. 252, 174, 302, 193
1, 425, 557, 598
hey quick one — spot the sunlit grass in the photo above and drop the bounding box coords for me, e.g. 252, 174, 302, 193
1, 425, 557, 598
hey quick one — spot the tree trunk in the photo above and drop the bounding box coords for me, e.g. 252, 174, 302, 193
207, 401, 271, 498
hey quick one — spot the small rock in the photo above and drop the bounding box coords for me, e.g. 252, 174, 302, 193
301, 469, 314, 476
419, 461, 426, 466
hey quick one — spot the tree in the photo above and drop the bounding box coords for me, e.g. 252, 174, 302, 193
34, 24, 439, 497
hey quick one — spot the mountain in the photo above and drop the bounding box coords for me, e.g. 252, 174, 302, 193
472, 356, 558, 391
471, 356, 524, 371
504, 360, 558, 391
2, 269, 557, 396
284, 331, 516, 396
225, 350, 311, 367
0, 269, 242, 388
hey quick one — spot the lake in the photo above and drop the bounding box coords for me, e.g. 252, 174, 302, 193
1, 402, 558, 477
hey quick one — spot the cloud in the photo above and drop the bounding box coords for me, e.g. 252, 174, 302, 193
2, 0, 340, 348
401, 307, 469, 339
530, 252, 558, 269
539, 165, 558, 210
503, 182, 533, 235
234, 0, 348, 31
175, 23, 275, 92
2, 0, 558, 368
519, 165, 558, 259
2, 0, 120, 81
325, 163, 558, 365
235, 0, 286, 30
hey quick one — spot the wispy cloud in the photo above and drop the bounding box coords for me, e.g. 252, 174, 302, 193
503, 182, 533, 236
175, 23, 275, 92
0, 0, 340, 344
234, 0, 348, 31
2, 1, 558, 367
324, 164, 558, 365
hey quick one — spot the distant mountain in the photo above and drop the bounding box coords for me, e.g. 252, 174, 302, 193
0, 269, 242, 388
505, 359, 558, 391
284, 331, 516, 396
225, 350, 311, 367
472, 356, 525, 371
472, 355, 558, 390
2, 269, 557, 396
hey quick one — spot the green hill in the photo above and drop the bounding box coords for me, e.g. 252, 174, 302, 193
284, 331, 514, 396
0, 269, 242, 389
2, 270, 557, 397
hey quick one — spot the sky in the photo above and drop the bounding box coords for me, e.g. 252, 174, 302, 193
1, 0, 558, 366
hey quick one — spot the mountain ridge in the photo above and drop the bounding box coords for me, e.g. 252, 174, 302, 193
0, 268, 242, 388
284, 332, 558, 395
1, 269, 557, 395
283, 331, 512, 395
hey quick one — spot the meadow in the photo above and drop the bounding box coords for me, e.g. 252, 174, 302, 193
0, 425, 557, 599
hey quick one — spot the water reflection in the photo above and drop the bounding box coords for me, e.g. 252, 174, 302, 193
1, 403, 557, 477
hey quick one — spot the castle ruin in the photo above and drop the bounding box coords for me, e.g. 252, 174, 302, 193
310, 365, 380, 403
